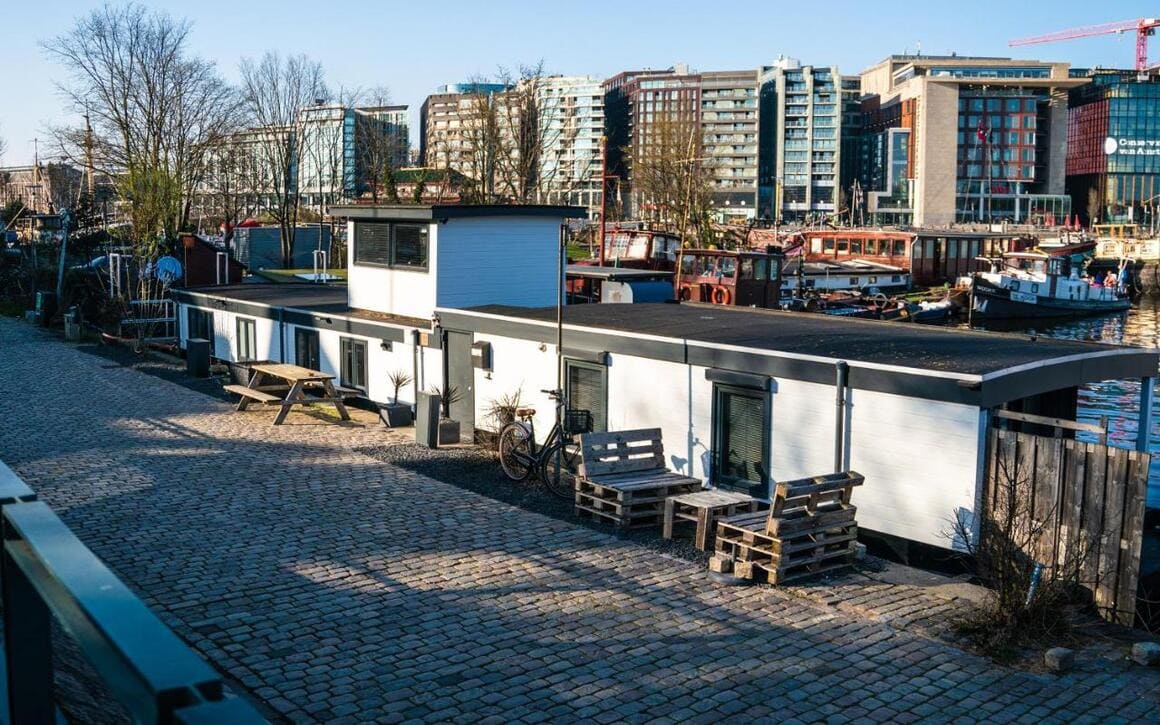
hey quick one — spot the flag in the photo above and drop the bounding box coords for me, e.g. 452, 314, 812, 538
976, 121, 988, 143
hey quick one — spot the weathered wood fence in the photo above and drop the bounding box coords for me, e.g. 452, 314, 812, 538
986, 428, 1150, 625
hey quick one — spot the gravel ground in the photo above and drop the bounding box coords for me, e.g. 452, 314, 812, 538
356, 441, 713, 565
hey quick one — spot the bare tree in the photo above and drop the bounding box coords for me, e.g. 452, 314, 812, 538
627, 113, 714, 245
459, 81, 506, 204
239, 52, 328, 267
355, 87, 407, 205
44, 3, 238, 251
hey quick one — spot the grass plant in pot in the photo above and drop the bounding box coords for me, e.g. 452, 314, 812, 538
482, 388, 523, 449
379, 370, 414, 427
430, 385, 462, 445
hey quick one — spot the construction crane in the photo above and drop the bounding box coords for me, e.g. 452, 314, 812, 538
1010, 18, 1160, 71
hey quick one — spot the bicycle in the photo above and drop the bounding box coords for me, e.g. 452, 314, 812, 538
497, 388, 591, 498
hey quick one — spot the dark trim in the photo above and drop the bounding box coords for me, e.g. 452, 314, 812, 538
710, 382, 774, 500
706, 368, 772, 390
282, 309, 406, 342
177, 291, 275, 322
562, 347, 609, 365
330, 204, 587, 221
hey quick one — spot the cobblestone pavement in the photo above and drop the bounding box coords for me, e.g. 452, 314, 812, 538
2, 318, 1159, 724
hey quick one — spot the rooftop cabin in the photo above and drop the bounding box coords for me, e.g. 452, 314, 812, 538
329, 204, 587, 320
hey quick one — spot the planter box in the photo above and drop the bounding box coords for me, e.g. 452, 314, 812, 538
438, 418, 460, 445
379, 402, 414, 428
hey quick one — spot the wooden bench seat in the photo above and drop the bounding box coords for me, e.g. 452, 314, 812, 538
223, 384, 283, 404
574, 428, 702, 527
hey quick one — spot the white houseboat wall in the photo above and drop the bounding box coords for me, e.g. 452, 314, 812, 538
170, 204, 1159, 555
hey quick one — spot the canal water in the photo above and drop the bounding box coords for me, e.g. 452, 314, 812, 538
962, 295, 1160, 509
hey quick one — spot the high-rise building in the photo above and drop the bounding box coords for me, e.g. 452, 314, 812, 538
604, 64, 761, 221
535, 75, 605, 213
1066, 69, 1160, 226
298, 103, 409, 207
757, 58, 848, 223
419, 83, 510, 175
855, 55, 1084, 226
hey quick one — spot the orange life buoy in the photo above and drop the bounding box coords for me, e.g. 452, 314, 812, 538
712, 286, 732, 305
678, 285, 693, 301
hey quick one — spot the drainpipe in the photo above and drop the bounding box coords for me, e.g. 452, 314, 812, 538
277, 307, 285, 362
411, 329, 421, 408
834, 361, 849, 472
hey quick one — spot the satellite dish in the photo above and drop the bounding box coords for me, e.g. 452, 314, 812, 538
155, 256, 183, 283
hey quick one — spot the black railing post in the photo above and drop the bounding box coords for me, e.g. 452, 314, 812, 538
2, 512, 55, 725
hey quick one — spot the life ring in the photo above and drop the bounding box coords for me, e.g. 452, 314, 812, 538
712, 287, 732, 305
678, 285, 693, 301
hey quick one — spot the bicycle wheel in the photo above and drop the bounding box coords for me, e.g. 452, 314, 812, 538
498, 423, 534, 481
541, 440, 581, 499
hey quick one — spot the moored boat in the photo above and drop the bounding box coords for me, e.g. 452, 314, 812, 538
966, 251, 1130, 319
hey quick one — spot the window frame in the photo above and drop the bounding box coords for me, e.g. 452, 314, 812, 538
340, 337, 369, 392
295, 327, 320, 371
186, 307, 215, 355
353, 221, 430, 271
710, 382, 772, 499
236, 317, 257, 362
564, 358, 608, 433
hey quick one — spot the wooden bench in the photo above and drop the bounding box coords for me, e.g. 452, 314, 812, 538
710, 471, 864, 584
574, 428, 701, 528
223, 384, 283, 405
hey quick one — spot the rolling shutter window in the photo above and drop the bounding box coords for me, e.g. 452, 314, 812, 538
354, 222, 391, 265
565, 360, 607, 433
714, 386, 767, 495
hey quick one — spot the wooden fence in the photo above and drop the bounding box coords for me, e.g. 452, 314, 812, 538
986, 428, 1150, 626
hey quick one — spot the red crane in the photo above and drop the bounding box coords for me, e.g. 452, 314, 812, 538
1010, 18, 1160, 71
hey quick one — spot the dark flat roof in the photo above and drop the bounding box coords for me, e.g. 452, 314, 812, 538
329, 204, 587, 221
566, 265, 673, 281
175, 284, 432, 329
445, 302, 1157, 406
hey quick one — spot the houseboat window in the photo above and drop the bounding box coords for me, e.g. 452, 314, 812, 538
340, 337, 368, 392
823, 239, 835, 252
864, 240, 878, 255
740, 258, 755, 280
186, 308, 214, 355
712, 384, 769, 498
850, 240, 862, 255
893, 240, 907, 256
354, 222, 429, 270
565, 359, 607, 433
810, 239, 823, 253
836, 239, 849, 253
719, 257, 737, 279
947, 239, 959, 259
392, 225, 429, 268
1031, 284, 1039, 293
868, 276, 878, 284
891, 275, 901, 283
849, 277, 859, 286
295, 328, 320, 371
236, 317, 257, 362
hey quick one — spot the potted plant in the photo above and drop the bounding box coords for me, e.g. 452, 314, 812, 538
430, 385, 462, 445
485, 388, 523, 428
379, 369, 414, 427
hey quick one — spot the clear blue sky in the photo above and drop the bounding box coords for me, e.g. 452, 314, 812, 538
0, 0, 1151, 165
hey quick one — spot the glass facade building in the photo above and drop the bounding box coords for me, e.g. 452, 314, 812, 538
1067, 70, 1160, 227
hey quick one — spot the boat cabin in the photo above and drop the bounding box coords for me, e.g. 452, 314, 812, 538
676, 248, 784, 308
591, 227, 682, 269
565, 265, 673, 304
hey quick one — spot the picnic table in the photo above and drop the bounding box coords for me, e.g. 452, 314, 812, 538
224, 363, 352, 425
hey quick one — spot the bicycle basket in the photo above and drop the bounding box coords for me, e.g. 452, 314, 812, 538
563, 408, 593, 435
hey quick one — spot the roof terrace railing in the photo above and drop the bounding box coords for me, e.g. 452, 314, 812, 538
0, 460, 265, 724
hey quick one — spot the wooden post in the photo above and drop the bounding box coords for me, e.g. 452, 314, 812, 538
1137, 376, 1154, 453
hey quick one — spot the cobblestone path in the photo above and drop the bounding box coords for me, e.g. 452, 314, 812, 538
1, 319, 1158, 724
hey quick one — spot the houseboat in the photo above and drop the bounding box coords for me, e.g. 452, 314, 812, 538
795, 228, 1034, 286
966, 250, 1131, 319
675, 248, 784, 308
171, 203, 1158, 555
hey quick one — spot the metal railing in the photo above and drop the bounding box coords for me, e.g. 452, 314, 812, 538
0, 460, 265, 724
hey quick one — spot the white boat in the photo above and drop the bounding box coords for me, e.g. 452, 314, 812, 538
964, 251, 1130, 319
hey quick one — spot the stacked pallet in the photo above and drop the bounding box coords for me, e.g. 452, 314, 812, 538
709, 472, 863, 584
573, 429, 702, 527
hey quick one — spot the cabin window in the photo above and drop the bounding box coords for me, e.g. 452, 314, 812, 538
565, 359, 607, 433
295, 328, 320, 371
849, 277, 859, 286
823, 239, 835, 252
1031, 284, 1040, 293
719, 257, 737, 279
836, 239, 849, 253
865, 240, 878, 255
186, 308, 214, 355
893, 240, 907, 256
810, 239, 822, 253
850, 240, 863, 255
236, 317, 257, 362
712, 384, 770, 498
354, 222, 428, 270
891, 275, 901, 283
868, 276, 878, 284
340, 337, 368, 392
947, 239, 959, 259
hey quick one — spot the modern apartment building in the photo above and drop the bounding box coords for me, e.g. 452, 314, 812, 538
1066, 69, 1160, 226
419, 83, 510, 175
298, 103, 409, 207
856, 55, 1084, 226
757, 58, 849, 223
604, 65, 762, 221
536, 75, 605, 212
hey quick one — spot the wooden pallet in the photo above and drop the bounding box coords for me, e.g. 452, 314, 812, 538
709, 471, 863, 584
573, 429, 701, 527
